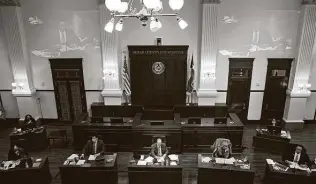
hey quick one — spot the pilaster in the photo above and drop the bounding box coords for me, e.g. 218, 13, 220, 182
197, 0, 220, 105
99, 3, 122, 105
1, 4, 39, 119
283, 3, 316, 123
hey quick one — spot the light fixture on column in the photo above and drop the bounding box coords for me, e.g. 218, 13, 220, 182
103, 69, 116, 79
104, 0, 187, 32
177, 17, 188, 29
104, 18, 115, 33
115, 18, 124, 31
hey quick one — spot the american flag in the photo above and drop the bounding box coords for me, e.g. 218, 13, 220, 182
186, 54, 195, 93
122, 55, 131, 95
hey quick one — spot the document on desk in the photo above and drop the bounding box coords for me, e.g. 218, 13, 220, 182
67, 154, 78, 160
202, 157, 211, 163
145, 156, 154, 162
168, 154, 179, 161
215, 157, 235, 165
266, 159, 274, 165
88, 155, 96, 161
137, 160, 147, 166
76, 160, 85, 166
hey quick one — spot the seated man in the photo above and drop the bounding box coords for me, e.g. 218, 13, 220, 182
150, 138, 168, 162
212, 139, 232, 159
81, 135, 105, 159
283, 144, 311, 167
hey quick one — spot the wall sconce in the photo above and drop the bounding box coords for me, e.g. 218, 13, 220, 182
103, 70, 116, 79
203, 72, 216, 79
298, 83, 311, 91
12, 82, 24, 91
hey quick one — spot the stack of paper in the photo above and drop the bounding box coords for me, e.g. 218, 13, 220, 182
137, 160, 147, 165
168, 154, 179, 161
215, 157, 235, 165
67, 154, 78, 160
266, 159, 274, 165
76, 160, 85, 166
202, 157, 211, 163
145, 156, 154, 162
88, 155, 96, 161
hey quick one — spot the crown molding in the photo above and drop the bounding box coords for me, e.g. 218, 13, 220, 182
0, 0, 21, 6
201, 0, 221, 4
302, 0, 316, 5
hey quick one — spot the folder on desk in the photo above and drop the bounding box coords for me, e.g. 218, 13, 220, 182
137, 160, 147, 166
215, 158, 235, 165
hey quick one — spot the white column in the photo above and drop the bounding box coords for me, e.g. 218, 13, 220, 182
197, 0, 220, 105
283, 3, 316, 124
0, 4, 40, 119
99, 2, 122, 105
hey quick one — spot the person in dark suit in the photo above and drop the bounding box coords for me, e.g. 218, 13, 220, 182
80, 135, 105, 158
283, 144, 311, 167
21, 114, 37, 130
8, 145, 33, 168
8, 145, 27, 161
212, 139, 232, 159
150, 138, 169, 161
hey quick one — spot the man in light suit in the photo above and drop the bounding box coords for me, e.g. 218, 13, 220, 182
81, 135, 105, 158
150, 138, 168, 162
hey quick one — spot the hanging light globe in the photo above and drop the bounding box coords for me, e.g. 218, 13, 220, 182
169, 0, 184, 11
143, 0, 160, 9
118, 2, 128, 13
105, 0, 122, 12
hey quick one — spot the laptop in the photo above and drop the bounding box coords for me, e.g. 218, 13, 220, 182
188, 118, 201, 124
150, 121, 164, 126
267, 125, 281, 135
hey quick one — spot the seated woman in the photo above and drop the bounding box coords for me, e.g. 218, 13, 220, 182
21, 114, 37, 130
8, 145, 33, 168
212, 139, 232, 159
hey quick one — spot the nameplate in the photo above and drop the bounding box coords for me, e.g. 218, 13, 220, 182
131, 51, 185, 55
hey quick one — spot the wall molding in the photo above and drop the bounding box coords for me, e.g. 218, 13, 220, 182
0, 0, 21, 6
201, 0, 221, 4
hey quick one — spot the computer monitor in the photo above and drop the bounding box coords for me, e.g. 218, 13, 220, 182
214, 117, 227, 124
267, 125, 282, 135
110, 118, 124, 123
150, 121, 164, 126
188, 117, 201, 124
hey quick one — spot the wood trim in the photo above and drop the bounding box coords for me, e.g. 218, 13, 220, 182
250, 90, 265, 92
0, 89, 12, 92
85, 90, 102, 92
217, 90, 227, 92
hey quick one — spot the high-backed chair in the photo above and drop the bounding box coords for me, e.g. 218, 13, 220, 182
211, 138, 232, 154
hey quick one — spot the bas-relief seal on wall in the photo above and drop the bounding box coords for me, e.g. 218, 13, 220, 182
152, 62, 165, 75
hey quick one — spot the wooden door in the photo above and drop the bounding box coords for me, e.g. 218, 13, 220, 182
49, 59, 87, 122
129, 46, 188, 107
227, 58, 254, 121
261, 59, 292, 123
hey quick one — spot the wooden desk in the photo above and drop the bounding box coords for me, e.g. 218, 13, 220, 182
0, 157, 51, 184
60, 154, 117, 184
264, 162, 315, 184
73, 122, 133, 152
9, 127, 48, 151
128, 155, 182, 184
132, 120, 182, 153
197, 154, 254, 184
182, 114, 244, 152
253, 129, 290, 153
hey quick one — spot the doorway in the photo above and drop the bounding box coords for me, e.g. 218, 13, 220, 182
261, 58, 292, 124
49, 58, 87, 122
227, 58, 254, 121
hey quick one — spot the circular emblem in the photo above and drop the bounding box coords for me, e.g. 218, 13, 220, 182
152, 62, 165, 75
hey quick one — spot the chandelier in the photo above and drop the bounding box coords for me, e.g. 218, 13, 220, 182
104, 0, 188, 33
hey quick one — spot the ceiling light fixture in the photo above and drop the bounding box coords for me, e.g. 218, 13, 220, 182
104, 0, 187, 33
